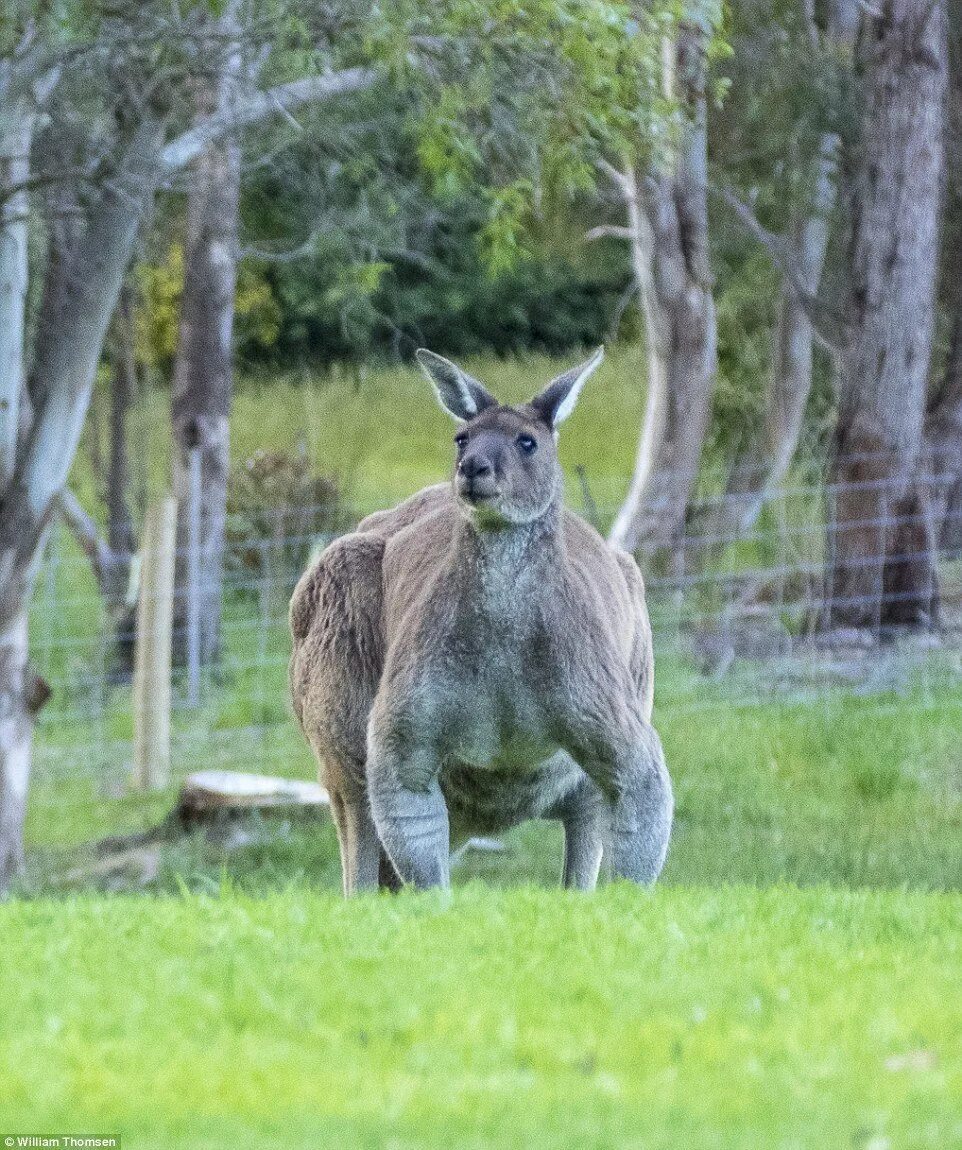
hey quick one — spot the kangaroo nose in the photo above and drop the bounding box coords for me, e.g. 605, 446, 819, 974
459, 455, 492, 479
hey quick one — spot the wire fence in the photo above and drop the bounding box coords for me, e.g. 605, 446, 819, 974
28, 456, 962, 828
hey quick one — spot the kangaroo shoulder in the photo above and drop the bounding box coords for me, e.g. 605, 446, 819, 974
611, 545, 647, 601
357, 483, 452, 539
561, 509, 640, 597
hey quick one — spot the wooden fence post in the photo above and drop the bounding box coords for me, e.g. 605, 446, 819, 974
132, 495, 177, 791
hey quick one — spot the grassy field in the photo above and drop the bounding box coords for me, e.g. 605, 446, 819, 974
81, 345, 650, 513
8, 349, 962, 1146
22, 680, 962, 895
2, 886, 961, 1149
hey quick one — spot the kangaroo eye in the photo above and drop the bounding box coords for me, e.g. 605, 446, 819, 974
517, 434, 537, 454
454, 433, 468, 451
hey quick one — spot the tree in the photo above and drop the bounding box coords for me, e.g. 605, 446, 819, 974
604, 6, 721, 562
925, 7, 962, 556
170, 10, 245, 666
0, 3, 377, 891
826, 0, 947, 631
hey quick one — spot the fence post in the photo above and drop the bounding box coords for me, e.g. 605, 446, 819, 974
132, 495, 177, 791
184, 448, 202, 707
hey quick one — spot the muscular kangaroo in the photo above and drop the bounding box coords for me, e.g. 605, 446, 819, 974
290, 348, 672, 893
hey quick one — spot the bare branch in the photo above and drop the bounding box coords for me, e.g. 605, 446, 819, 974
585, 224, 635, 242
58, 490, 114, 591
161, 66, 377, 174
711, 182, 847, 352
595, 157, 636, 201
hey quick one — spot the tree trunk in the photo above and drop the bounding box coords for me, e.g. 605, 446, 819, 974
926, 307, 962, 555
826, 0, 946, 631
171, 36, 243, 667
0, 106, 32, 490
925, 30, 962, 558
108, 286, 137, 560
0, 611, 49, 889
608, 21, 716, 561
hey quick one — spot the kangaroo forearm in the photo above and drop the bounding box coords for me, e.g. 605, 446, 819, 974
368, 753, 451, 888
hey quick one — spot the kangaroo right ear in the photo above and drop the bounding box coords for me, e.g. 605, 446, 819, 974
416, 349, 497, 422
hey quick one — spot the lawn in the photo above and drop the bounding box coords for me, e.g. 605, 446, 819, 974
2, 886, 960, 1149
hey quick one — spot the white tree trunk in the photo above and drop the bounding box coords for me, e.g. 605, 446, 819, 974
0, 612, 36, 890
0, 107, 32, 489
608, 20, 717, 561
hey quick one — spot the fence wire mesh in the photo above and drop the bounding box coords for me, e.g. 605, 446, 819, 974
28, 458, 962, 831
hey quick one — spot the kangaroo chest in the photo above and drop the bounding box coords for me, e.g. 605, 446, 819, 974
432, 624, 578, 829
432, 605, 560, 773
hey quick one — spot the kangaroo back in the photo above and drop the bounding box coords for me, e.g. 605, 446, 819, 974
289, 531, 386, 769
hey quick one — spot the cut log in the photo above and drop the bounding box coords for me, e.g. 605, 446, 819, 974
177, 769, 329, 818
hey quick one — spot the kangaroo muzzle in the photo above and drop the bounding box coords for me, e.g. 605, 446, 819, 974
457, 453, 498, 502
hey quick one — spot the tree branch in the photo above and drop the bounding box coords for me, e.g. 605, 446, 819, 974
58, 489, 114, 591
161, 66, 377, 174
595, 157, 635, 201
711, 182, 847, 352
585, 224, 635, 242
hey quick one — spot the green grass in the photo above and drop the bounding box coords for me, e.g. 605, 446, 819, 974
79, 346, 649, 514
12, 349, 962, 1145
1, 886, 960, 1148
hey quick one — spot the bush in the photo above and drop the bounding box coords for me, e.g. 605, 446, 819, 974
225, 450, 345, 593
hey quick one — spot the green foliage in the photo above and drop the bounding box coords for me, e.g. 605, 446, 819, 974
709, 247, 781, 456
133, 243, 281, 373
261, 236, 631, 367
402, 0, 686, 259
225, 449, 345, 589
134, 242, 184, 370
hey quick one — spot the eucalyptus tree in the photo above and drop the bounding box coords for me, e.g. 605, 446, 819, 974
602, 1, 723, 561
826, 0, 947, 630
0, 0, 379, 890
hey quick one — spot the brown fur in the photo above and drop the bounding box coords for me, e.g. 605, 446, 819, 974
290, 352, 672, 893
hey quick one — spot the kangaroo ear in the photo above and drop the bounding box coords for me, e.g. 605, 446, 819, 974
530, 347, 604, 429
416, 349, 497, 422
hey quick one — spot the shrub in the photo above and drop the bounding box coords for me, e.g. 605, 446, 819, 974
225, 450, 345, 594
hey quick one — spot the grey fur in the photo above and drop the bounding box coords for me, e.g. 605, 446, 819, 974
290, 352, 672, 894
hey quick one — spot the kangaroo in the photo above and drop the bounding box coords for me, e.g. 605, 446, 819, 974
289, 348, 672, 894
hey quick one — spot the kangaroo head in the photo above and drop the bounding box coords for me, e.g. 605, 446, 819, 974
416, 347, 604, 526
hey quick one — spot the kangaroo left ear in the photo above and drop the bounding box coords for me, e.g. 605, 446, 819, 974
530, 347, 604, 429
